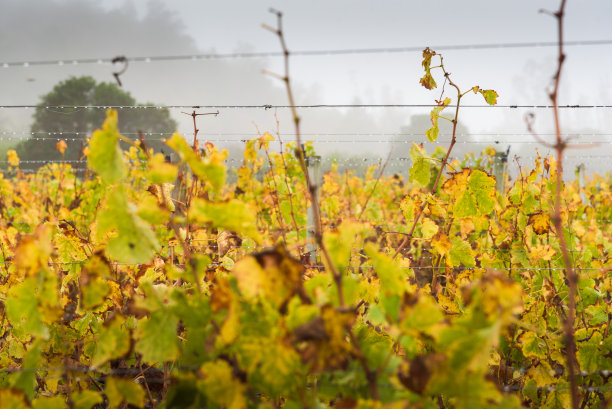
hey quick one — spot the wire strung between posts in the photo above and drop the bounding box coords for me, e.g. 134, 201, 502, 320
2, 104, 612, 109
0, 154, 608, 164
2, 39, 612, 68
1, 131, 611, 144
0, 157, 608, 172
4, 131, 612, 137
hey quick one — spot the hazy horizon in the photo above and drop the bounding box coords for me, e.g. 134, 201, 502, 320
1, 0, 611, 176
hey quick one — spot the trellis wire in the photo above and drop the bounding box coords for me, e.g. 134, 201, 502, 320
3, 104, 612, 109
2, 39, 612, 68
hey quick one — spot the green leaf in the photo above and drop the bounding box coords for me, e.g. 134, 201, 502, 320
80, 276, 110, 310
400, 196, 416, 221
198, 360, 246, 409
87, 109, 126, 184
479, 89, 499, 105
421, 217, 439, 239
446, 169, 496, 217
449, 237, 475, 268
520, 331, 548, 359
32, 396, 65, 409
71, 390, 103, 409
166, 132, 226, 193
401, 295, 444, 336
365, 244, 411, 322
105, 377, 145, 409
467, 169, 497, 213
365, 244, 408, 296
5, 278, 48, 339
135, 310, 179, 364
235, 337, 301, 396
96, 186, 159, 263
544, 380, 571, 409
91, 317, 131, 368
147, 152, 178, 184
323, 222, 364, 274
138, 194, 171, 225
409, 143, 432, 186
577, 330, 610, 373
189, 198, 262, 244
10, 340, 42, 400
425, 98, 450, 142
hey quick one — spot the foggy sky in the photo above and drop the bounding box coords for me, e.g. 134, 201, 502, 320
1, 0, 611, 175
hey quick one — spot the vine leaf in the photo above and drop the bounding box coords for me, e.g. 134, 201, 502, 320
232, 246, 305, 309
91, 316, 131, 368
80, 275, 110, 310
323, 222, 365, 274
528, 212, 551, 235
147, 152, 178, 184
199, 360, 247, 409
520, 331, 548, 359
135, 309, 180, 364
419, 47, 438, 90
71, 390, 103, 409
426, 97, 451, 142
365, 244, 413, 322
443, 169, 496, 217
55, 139, 67, 155
10, 340, 42, 400
409, 143, 433, 186
421, 218, 439, 239
189, 198, 262, 244
449, 237, 475, 268
479, 89, 499, 105
6, 278, 48, 339
400, 196, 416, 221
105, 377, 145, 409
88, 109, 126, 184
95, 186, 159, 263
166, 132, 226, 193
293, 305, 355, 371
32, 396, 65, 409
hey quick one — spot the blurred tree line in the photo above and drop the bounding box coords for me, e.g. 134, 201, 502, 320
14, 76, 176, 170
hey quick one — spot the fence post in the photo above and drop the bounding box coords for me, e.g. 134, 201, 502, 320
305, 153, 321, 263
493, 146, 510, 194
576, 163, 587, 205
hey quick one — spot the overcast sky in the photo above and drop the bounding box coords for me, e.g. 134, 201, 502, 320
1, 0, 611, 173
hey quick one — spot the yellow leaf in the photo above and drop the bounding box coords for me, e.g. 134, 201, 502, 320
199, 360, 247, 409
459, 218, 475, 238
55, 139, 68, 155
572, 220, 586, 237
528, 244, 555, 262
421, 218, 439, 239
7, 149, 20, 167
431, 234, 452, 258
232, 246, 305, 309
528, 212, 551, 235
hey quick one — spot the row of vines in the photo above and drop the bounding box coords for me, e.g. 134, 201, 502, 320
0, 103, 609, 408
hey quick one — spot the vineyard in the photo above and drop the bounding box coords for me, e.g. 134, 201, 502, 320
0, 104, 610, 408
1, 2, 612, 409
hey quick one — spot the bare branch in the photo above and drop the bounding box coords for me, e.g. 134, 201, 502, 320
542, 1, 580, 408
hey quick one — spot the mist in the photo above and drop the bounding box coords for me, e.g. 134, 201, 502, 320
1, 0, 611, 177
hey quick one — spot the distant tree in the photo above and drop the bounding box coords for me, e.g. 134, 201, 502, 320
16, 76, 177, 169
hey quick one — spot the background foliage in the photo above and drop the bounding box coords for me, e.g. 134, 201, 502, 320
12, 76, 176, 170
